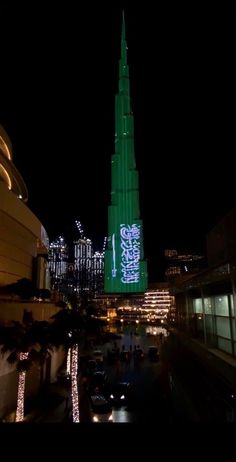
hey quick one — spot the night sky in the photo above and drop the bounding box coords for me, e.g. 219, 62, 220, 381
0, 2, 234, 281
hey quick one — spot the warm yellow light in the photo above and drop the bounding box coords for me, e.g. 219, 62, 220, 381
15, 352, 29, 422
66, 348, 71, 375
0, 136, 11, 160
0, 163, 12, 189
71, 344, 79, 422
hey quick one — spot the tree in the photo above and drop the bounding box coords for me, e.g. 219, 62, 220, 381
0, 320, 52, 422
50, 308, 84, 422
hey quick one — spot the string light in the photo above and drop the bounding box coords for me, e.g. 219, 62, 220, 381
71, 344, 79, 423
15, 352, 29, 422
66, 348, 71, 375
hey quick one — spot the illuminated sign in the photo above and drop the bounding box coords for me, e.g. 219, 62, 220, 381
120, 224, 140, 283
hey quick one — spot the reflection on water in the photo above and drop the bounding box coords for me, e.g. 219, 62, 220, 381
145, 325, 167, 337
112, 407, 133, 423
107, 323, 167, 338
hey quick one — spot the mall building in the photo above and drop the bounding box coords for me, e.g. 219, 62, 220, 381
0, 126, 64, 421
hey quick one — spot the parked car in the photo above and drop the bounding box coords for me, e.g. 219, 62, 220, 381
90, 394, 113, 423
109, 382, 132, 407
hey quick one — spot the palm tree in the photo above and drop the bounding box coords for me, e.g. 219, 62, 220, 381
0, 320, 52, 422
50, 308, 84, 422
50, 306, 107, 423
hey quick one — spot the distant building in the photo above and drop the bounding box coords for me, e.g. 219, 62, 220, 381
143, 283, 175, 321
74, 238, 93, 295
104, 15, 147, 294
165, 249, 205, 280
92, 251, 104, 295
49, 236, 68, 289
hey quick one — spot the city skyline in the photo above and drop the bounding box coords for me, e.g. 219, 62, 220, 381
0, 3, 233, 281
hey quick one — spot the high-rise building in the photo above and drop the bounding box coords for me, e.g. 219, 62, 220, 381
92, 251, 104, 295
49, 236, 68, 288
105, 13, 147, 294
74, 237, 93, 294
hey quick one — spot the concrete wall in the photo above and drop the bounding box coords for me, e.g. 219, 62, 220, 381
0, 300, 62, 324
0, 181, 47, 286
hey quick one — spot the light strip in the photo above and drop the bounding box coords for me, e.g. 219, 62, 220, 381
0, 136, 11, 160
66, 348, 71, 375
71, 344, 79, 423
112, 233, 117, 277
0, 163, 12, 190
15, 352, 29, 422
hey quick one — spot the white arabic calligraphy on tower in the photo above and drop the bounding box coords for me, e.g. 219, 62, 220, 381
120, 224, 140, 283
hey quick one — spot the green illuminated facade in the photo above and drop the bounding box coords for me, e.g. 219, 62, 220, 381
104, 14, 148, 294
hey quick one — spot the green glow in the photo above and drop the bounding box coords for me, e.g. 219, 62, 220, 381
104, 13, 148, 294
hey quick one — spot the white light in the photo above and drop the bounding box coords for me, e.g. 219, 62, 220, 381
18, 194, 22, 199
71, 344, 79, 422
110, 395, 114, 399
120, 224, 140, 284
108, 414, 113, 421
93, 416, 98, 422
121, 395, 125, 400
66, 348, 71, 375
15, 352, 29, 422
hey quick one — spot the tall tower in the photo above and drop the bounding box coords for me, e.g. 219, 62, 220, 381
104, 13, 148, 294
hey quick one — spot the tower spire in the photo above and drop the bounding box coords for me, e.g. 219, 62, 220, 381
104, 12, 148, 294
121, 10, 127, 65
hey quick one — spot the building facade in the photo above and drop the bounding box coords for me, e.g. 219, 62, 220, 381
49, 235, 69, 291
143, 283, 175, 321
165, 249, 205, 280
0, 125, 64, 420
0, 125, 49, 289
172, 208, 236, 358
104, 14, 147, 294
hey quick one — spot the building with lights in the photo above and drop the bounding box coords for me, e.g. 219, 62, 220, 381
104, 14, 147, 294
71, 221, 106, 296
92, 251, 105, 295
0, 125, 65, 421
49, 236, 69, 290
165, 249, 205, 280
74, 238, 93, 294
143, 283, 175, 321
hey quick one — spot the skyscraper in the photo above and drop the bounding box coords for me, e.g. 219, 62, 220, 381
105, 13, 147, 294
49, 236, 68, 288
74, 237, 92, 294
